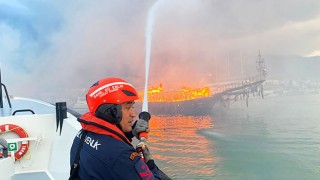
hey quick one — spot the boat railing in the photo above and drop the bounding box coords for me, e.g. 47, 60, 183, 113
12, 109, 36, 115
0, 81, 12, 109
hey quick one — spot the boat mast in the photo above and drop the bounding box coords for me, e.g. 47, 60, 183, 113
256, 50, 267, 80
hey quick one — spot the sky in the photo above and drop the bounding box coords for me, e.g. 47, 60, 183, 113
0, 0, 320, 102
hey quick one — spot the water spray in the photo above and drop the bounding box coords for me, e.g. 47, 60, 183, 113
137, 0, 163, 161
142, 0, 162, 112
139, 0, 163, 138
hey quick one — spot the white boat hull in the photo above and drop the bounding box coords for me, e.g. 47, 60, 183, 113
0, 98, 81, 179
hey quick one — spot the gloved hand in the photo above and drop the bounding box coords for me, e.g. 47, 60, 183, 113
136, 140, 156, 170
132, 119, 149, 139
140, 142, 153, 163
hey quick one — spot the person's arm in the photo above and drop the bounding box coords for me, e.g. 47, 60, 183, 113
140, 143, 161, 179
139, 141, 172, 180
112, 148, 160, 180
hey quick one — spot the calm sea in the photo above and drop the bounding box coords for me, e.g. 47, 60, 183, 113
75, 94, 320, 179
146, 94, 320, 180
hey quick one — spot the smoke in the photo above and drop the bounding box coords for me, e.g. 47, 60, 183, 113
0, 1, 153, 100
1, 0, 320, 102
145, 0, 320, 89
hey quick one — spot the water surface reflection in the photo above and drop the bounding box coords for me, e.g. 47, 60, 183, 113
147, 115, 217, 179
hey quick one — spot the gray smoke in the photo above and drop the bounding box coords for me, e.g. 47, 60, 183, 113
1, 0, 320, 103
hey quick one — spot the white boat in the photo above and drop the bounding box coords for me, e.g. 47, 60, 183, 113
0, 94, 81, 179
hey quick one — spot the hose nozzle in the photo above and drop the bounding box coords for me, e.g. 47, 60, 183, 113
139, 111, 151, 122
138, 111, 151, 139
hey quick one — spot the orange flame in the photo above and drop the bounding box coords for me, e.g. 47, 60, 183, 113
138, 84, 210, 102
148, 84, 163, 94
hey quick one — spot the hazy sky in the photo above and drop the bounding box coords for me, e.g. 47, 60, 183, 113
1, 0, 320, 100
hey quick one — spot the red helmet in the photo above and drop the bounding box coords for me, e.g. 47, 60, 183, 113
86, 77, 139, 114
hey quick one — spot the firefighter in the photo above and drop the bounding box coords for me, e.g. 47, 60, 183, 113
69, 77, 160, 180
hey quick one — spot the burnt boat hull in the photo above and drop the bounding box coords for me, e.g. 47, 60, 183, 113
135, 97, 215, 116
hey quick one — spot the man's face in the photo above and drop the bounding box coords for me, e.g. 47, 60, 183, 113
119, 101, 136, 133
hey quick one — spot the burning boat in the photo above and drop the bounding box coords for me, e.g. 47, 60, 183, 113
135, 84, 215, 116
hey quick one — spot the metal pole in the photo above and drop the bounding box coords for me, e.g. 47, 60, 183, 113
0, 67, 3, 108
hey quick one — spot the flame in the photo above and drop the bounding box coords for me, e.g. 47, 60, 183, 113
138, 84, 210, 102
148, 84, 163, 94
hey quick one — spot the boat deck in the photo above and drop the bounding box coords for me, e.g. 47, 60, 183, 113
1, 97, 55, 117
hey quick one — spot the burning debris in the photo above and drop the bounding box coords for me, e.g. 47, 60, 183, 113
138, 84, 211, 102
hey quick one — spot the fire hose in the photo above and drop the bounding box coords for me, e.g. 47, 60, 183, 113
135, 111, 151, 162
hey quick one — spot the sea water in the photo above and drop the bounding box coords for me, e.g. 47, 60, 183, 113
146, 94, 320, 179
